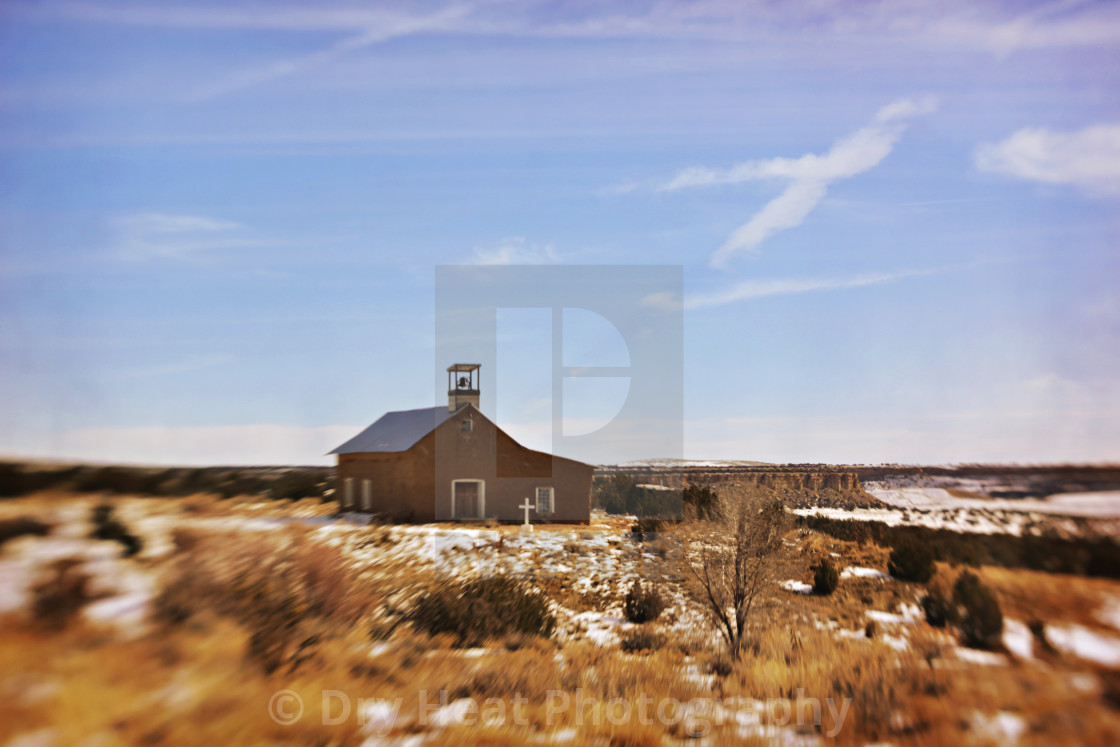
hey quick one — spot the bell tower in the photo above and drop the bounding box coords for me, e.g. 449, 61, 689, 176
447, 363, 480, 411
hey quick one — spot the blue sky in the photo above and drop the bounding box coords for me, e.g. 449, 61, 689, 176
1, 0, 1118, 465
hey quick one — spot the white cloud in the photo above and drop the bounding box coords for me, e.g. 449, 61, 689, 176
14, 2, 1120, 58
874, 95, 939, 124
10, 4, 1116, 107
120, 213, 241, 234
182, 5, 473, 101
111, 212, 275, 261
471, 237, 560, 265
712, 181, 829, 264
24, 3, 457, 31
975, 124, 1120, 196
926, 2, 1120, 56
658, 97, 936, 268
644, 266, 941, 310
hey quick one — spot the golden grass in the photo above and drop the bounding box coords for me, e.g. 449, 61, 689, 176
3, 495, 1120, 745
969, 564, 1120, 630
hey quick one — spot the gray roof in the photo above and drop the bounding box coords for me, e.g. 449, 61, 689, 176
330, 406, 462, 454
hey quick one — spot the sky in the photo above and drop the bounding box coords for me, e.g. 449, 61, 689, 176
0, 0, 1118, 466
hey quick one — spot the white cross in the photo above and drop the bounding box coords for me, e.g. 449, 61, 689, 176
518, 498, 534, 531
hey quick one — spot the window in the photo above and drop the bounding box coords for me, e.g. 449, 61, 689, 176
343, 478, 353, 509
461, 419, 472, 433
361, 479, 371, 511
536, 486, 554, 514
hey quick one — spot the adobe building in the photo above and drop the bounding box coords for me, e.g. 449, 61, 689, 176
331, 364, 593, 523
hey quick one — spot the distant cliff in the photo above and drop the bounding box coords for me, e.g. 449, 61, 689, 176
595, 465, 879, 509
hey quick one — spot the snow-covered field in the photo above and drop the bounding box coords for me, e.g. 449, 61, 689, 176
0, 498, 713, 650
322, 519, 719, 648
867, 484, 1120, 518
609, 458, 772, 468
795, 482, 1120, 537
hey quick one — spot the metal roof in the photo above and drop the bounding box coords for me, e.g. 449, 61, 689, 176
329, 406, 463, 454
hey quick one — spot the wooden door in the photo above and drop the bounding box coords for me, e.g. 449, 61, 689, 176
454, 481, 479, 518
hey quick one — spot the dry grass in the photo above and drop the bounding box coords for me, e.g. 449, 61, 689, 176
971, 564, 1120, 630
3, 495, 1120, 745
535, 575, 614, 613
153, 526, 380, 673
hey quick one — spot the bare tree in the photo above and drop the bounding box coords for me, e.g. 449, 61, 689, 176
680, 495, 791, 658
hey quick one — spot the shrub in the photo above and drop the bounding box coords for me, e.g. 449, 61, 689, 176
682, 484, 719, 520
0, 463, 64, 497
796, 515, 885, 545
32, 558, 91, 630
1086, 539, 1120, 578
887, 535, 935, 583
630, 517, 664, 541
850, 521, 873, 546
408, 575, 555, 647
1028, 618, 1054, 653
75, 466, 166, 495
155, 532, 374, 673
593, 474, 636, 515
813, 557, 840, 595
0, 516, 51, 547
620, 627, 665, 653
921, 586, 959, 628
214, 474, 270, 500
623, 580, 667, 624
864, 620, 878, 639
594, 474, 684, 518
705, 653, 734, 678
241, 580, 313, 674
801, 514, 1120, 580
953, 571, 1003, 649
270, 471, 325, 501
635, 486, 684, 519
90, 504, 143, 557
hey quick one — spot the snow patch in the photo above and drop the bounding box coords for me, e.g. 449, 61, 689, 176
0, 532, 156, 635
569, 611, 633, 647
1002, 619, 1033, 660
841, 566, 890, 580
545, 727, 579, 743
1046, 624, 1120, 667
970, 711, 1026, 744
868, 485, 1120, 519
865, 610, 905, 625
1094, 597, 1120, 632
5, 729, 58, 747
781, 580, 813, 595
428, 698, 480, 727
953, 647, 1009, 666
360, 699, 403, 735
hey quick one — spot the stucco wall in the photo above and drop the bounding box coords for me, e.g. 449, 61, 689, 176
336, 405, 591, 523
